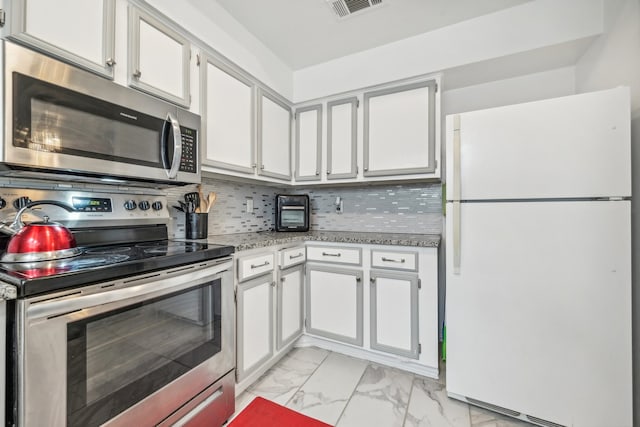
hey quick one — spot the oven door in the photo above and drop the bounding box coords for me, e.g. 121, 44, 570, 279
17, 258, 234, 427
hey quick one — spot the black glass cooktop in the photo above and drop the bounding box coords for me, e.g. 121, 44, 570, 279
0, 240, 234, 298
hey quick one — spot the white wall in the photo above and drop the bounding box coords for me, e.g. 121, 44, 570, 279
574, 0, 640, 423
143, 0, 293, 99
442, 66, 576, 115
293, 0, 603, 102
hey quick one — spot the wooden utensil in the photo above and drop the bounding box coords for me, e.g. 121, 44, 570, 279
207, 193, 216, 213
197, 184, 207, 213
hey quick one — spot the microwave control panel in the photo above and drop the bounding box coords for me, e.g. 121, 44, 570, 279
179, 127, 197, 173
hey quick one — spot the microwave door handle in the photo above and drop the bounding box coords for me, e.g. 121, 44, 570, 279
162, 113, 182, 179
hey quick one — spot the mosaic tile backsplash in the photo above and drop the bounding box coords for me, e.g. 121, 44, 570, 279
167, 178, 443, 237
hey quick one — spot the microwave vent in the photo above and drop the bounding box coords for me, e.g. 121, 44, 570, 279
327, 0, 383, 19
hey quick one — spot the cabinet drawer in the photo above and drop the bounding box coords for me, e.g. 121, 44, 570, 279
371, 249, 418, 271
280, 246, 306, 268
306, 245, 361, 265
238, 253, 275, 282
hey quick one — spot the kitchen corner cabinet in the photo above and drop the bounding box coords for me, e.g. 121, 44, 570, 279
327, 97, 358, 180
128, 6, 191, 107
200, 54, 255, 174
294, 104, 322, 181
363, 80, 437, 177
236, 274, 274, 382
8, 0, 116, 78
257, 88, 292, 180
306, 264, 364, 346
276, 264, 304, 350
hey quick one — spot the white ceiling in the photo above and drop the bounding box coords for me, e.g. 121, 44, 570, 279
210, 0, 531, 70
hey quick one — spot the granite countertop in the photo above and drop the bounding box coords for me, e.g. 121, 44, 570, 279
204, 231, 441, 252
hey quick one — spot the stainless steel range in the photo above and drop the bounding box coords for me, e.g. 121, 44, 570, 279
0, 186, 236, 427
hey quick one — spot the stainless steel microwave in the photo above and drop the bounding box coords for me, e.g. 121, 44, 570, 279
276, 194, 310, 231
2, 42, 200, 186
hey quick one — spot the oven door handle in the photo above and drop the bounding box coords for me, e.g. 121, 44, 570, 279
161, 112, 183, 179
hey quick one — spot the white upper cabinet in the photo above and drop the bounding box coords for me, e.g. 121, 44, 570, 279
200, 55, 255, 174
363, 80, 438, 177
327, 97, 358, 180
8, 0, 116, 78
128, 6, 190, 107
295, 104, 322, 181
257, 88, 292, 181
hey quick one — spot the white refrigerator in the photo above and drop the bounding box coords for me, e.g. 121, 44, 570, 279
445, 88, 632, 427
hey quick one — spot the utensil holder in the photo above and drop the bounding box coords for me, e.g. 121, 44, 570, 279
186, 213, 208, 239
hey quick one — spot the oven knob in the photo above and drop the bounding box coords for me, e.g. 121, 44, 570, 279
139, 201, 150, 211
152, 201, 163, 211
124, 200, 137, 211
0, 198, 6, 209
13, 196, 32, 210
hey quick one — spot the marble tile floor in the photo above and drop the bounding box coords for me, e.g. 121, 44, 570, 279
229, 346, 535, 427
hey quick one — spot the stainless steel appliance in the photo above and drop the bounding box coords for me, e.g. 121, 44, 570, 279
275, 194, 310, 231
2, 41, 200, 187
0, 186, 236, 427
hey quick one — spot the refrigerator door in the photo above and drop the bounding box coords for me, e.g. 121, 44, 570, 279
446, 88, 631, 201
445, 200, 632, 427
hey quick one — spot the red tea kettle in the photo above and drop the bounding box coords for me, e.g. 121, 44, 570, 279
0, 200, 81, 263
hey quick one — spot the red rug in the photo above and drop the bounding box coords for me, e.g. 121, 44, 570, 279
229, 397, 333, 427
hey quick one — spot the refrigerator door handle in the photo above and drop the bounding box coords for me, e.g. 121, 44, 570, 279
453, 201, 461, 274
452, 115, 461, 201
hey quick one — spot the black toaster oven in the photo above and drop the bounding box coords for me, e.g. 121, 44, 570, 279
275, 195, 310, 231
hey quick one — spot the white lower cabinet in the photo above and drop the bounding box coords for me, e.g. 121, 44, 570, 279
370, 270, 420, 359
277, 264, 304, 350
305, 265, 364, 346
236, 274, 274, 382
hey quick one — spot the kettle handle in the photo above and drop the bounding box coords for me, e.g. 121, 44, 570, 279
10, 200, 76, 232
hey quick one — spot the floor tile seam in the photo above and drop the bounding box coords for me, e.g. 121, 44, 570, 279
282, 348, 331, 407
400, 374, 417, 427
333, 361, 371, 426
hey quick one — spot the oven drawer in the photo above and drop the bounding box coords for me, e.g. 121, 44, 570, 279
280, 246, 306, 269
306, 245, 361, 265
371, 249, 418, 271
238, 253, 275, 282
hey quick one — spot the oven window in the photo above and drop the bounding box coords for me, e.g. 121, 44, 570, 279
281, 209, 305, 226
66, 279, 222, 427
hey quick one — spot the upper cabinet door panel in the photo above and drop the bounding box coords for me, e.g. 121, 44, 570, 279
327, 97, 358, 179
201, 57, 255, 174
128, 6, 190, 107
364, 80, 437, 177
10, 0, 115, 78
295, 104, 322, 181
258, 89, 291, 180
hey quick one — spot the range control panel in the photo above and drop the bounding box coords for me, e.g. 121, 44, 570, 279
0, 188, 170, 228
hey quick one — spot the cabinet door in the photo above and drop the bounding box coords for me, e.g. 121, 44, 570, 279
294, 104, 322, 181
236, 275, 274, 381
257, 88, 291, 180
128, 6, 190, 107
327, 97, 358, 179
201, 55, 255, 174
306, 264, 363, 346
370, 270, 420, 359
363, 80, 437, 176
9, 0, 115, 78
277, 265, 304, 350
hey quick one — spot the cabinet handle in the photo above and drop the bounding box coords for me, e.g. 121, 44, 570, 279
105, 58, 116, 67
260, 164, 265, 170
251, 163, 257, 169
381, 257, 405, 263
133, 69, 142, 79
370, 277, 376, 283
289, 253, 304, 259
321, 252, 341, 257
271, 281, 276, 287
326, 170, 331, 175
250, 261, 270, 269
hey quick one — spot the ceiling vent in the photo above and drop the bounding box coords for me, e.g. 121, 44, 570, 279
327, 0, 383, 19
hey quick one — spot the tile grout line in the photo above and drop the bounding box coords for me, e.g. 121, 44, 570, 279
283, 347, 331, 408
332, 361, 370, 426
400, 374, 417, 427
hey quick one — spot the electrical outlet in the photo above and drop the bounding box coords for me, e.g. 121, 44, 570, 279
246, 197, 253, 214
